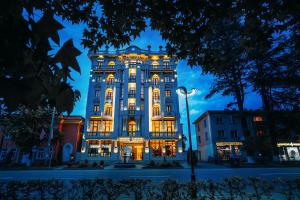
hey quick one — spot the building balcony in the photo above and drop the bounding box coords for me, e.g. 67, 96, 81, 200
105, 97, 113, 103
128, 110, 136, 115
121, 131, 142, 137
86, 131, 112, 139
150, 65, 175, 71
128, 93, 136, 98
129, 77, 136, 82
150, 132, 178, 139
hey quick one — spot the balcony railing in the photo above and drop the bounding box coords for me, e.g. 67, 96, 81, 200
86, 131, 112, 138
121, 131, 141, 137
215, 136, 242, 142
150, 132, 177, 138
129, 76, 136, 82
128, 109, 135, 115
128, 93, 136, 98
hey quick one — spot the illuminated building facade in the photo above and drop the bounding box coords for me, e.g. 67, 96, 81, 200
80, 46, 184, 162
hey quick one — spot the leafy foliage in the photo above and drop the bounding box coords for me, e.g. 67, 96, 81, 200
0, 0, 83, 114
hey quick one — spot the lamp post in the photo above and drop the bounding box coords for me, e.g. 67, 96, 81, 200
177, 87, 197, 182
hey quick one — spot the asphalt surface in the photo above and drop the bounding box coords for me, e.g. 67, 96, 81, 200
1, 167, 300, 182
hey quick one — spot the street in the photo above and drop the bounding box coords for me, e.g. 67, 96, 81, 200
1, 167, 300, 182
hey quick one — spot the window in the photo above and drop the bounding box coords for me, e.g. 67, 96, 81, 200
141, 71, 144, 83
99, 141, 111, 157
231, 130, 238, 138
103, 121, 112, 132
166, 105, 171, 112
128, 120, 136, 132
129, 103, 135, 114
165, 141, 176, 157
165, 120, 175, 133
197, 124, 201, 132
95, 90, 100, 97
97, 61, 103, 68
153, 105, 160, 116
165, 90, 171, 97
152, 74, 159, 85
89, 120, 100, 132
120, 100, 124, 110
152, 121, 162, 132
205, 132, 209, 141
165, 76, 170, 82
164, 61, 170, 69
203, 119, 207, 128
217, 130, 225, 138
104, 105, 112, 116
105, 89, 113, 100
141, 87, 144, 99
231, 116, 238, 124
256, 130, 264, 136
253, 116, 263, 122
216, 116, 223, 124
153, 89, 160, 100
36, 148, 45, 159
106, 74, 114, 84
141, 100, 144, 110
198, 135, 201, 143
93, 105, 100, 112
96, 76, 102, 82
150, 140, 164, 157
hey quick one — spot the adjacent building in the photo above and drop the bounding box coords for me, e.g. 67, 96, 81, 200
80, 45, 184, 162
0, 115, 84, 165
194, 110, 300, 162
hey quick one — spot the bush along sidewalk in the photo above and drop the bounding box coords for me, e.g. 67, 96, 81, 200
0, 177, 299, 200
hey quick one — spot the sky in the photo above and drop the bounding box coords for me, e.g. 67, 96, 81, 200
58, 20, 262, 148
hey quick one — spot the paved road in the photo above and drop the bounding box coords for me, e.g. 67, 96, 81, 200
1, 167, 300, 182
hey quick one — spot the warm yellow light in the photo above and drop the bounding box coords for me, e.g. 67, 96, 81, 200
129, 68, 136, 75
145, 147, 149, 153
98, 55, 104, 58
178, 147, 183, 153
162, 147, 166, 154
277, 142, 300, 147
178, 134, 182, 140
107, 61, 115, 66
216, 142, 243, 146
152, 55, 159, 60
114, 147, 118, 153
128, 98, 136, 104
128, 83, 136, 89
152, 61, 159, 65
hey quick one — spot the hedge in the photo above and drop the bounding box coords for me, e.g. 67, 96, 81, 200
0, 177, 299, 200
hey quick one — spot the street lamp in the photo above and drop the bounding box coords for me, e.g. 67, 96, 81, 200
176, 86, 197, 182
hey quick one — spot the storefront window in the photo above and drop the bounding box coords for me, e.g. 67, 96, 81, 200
150, 140, 164, 157
165, 141, 176, 157
100, 140, 112, 157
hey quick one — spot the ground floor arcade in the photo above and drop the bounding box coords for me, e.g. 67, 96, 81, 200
82, 138, 183, 161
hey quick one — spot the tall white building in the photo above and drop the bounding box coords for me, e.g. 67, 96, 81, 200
80, 46, 184, 162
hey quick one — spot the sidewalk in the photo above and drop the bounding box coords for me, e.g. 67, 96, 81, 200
181, 162, 227, 169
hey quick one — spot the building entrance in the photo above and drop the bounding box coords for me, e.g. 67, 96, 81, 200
120, 143, 143, 161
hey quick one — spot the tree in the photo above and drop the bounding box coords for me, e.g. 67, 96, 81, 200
0, 0, 86, 113
0, 106, 55, 154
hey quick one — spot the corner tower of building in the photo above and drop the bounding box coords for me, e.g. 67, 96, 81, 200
80, 46, 183, 162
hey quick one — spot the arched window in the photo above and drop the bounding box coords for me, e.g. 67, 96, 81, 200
105, 88, 113, 100
106, 74, 114, 84
104, 104, 112, 116
107, 61, 115, 67
128, 120, 136, 132
151, 61, 159, 69
153, 104, 160, 116
153, 89, 160, 101
152, 74, 159, 85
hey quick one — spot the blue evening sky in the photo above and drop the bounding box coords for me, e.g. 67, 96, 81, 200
58, 20, 262, 148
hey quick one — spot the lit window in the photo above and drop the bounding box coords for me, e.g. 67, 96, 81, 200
152, 74, 160, 85
128, 120, 136, 132
153, 89, 160, 100
165, 90, 171, 97
106, 74, 114, 84
93, 105, 100, 112
104, 104, 112, 116
253, 116, 263, 122
153, 105, 160, 116
166, 105, 171, 112
97, 61, 103, 68
89, 121, 100, 132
